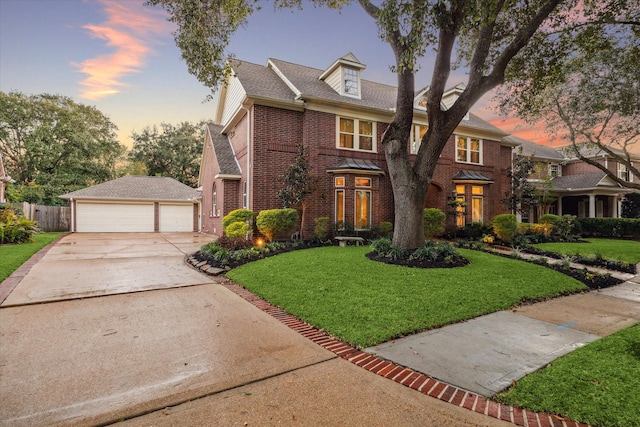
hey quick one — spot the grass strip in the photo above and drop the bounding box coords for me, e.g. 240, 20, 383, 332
0, 233, 61, 282
227, 246, 585, 347
534, 238, 640, 264
497, 324, 640, 427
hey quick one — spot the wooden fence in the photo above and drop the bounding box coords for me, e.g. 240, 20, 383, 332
6, 202, 70, 232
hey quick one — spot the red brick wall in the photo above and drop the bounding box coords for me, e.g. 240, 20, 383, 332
203, 104, 514, 238
563, 158, 603, 175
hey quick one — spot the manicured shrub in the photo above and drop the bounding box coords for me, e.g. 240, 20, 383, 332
539, 214, 560, 225
256, 208, 299, 242
423, 208, 446, 239
462, 222, 491, 240
225, 221, 248, 238
222, 209, 254, 233
0, 207, 40, 244
492, 214, 518, 243
314, 216, 330, 240
578, 217, 640, 238
379, 221, 393, 238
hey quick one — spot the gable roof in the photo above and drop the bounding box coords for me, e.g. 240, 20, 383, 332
551, 172, 620, 191
207, 123, 241, 177
59, 176, 201, 201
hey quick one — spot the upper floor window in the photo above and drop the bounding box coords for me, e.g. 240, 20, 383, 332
411, 124, 428, 154
343, 67, 359, 96
618, 163, 631, 181
338, 117, 375, 152
549, 164, 562, 177
456, 136, 482, 164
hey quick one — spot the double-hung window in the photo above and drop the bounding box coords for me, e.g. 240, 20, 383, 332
455, 184, 465, 228
343, 67, 359, 96
338, 117, 375, 152
549, 164, 561, 177
355, 177, 371, 230
411, 124, 427, 154
618, 163, 631, 181
471, 186, 483, 223
456, 136, 482, 164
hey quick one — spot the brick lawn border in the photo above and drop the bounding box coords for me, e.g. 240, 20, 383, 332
0, 234, 65, 304
219, 277, 591, 427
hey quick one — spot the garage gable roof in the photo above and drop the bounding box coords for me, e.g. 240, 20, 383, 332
59, 176, 201, 201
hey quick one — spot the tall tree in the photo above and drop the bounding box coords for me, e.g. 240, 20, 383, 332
128, 121, 206, 187
502, 148, 537, 216
148, 0, 631, 249
497, 5, 640, 189
0, 91, 124, 205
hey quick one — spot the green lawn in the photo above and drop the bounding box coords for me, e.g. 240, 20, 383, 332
227, 246, 585, 347
534, 238, 640, 264
0, 233, 61, 282
497, 324, 640, 427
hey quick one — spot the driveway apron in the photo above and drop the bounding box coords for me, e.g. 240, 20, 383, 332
0, 234, 337, 426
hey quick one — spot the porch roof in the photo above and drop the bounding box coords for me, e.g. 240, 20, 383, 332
451, 170, 494, 183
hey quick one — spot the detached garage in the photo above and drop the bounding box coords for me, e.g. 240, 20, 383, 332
59, 176, 201, 233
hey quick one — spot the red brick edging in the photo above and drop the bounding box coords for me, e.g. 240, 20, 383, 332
220, 278, 590, 427
0, 235, 66, 304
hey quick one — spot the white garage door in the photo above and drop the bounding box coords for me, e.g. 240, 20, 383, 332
76, 202, 154, 232
159, 204, 194, 232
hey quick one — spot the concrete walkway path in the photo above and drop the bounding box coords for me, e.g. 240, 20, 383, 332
0, 233, 510, 427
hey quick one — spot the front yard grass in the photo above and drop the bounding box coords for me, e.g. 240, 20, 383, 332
497, 324, 640, 427
534, 238, 640, 265
0, 233, 61, 282
227, 246, 585, 348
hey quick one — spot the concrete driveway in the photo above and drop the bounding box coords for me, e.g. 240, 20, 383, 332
0, 233, 509, 427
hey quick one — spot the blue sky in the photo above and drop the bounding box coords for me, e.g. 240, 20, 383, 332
0, 0, 539, 148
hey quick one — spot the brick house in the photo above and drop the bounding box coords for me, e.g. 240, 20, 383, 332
198, 53, 524, 237
509, 136, 637, 222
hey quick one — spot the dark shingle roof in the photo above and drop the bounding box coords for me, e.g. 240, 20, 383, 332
505, 135, 565, 161
230, 59, 296, 102
59, 176, 201, 201
551, 172, 615, 190
208, 123, 241, 176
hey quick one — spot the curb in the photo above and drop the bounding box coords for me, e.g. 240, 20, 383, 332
218, 277, 592, 427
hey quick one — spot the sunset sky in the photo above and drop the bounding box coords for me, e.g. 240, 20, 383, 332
0, 0, 552, 149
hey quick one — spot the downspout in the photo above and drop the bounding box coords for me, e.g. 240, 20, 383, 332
70, 197, 75, 233
241, 105, 252, 211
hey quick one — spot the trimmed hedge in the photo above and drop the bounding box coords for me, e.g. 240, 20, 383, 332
256, 208, 299, 242
222, 209, 254, 233
424, 208, 446, 239
577, 217, 640, 238
492, 214, 518, 243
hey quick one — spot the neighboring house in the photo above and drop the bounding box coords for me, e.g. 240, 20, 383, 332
0, 149, 14, 203
59, 176, 201, 233
199, 53, 516, 237
509, 136, 636, 221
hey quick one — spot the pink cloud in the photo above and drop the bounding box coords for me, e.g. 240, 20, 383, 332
75, 0, 171, 100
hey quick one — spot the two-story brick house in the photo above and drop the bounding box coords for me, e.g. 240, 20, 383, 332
198, 53, 519, 237
509, 136, 636, 221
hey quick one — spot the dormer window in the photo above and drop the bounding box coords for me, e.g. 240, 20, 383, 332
343, 67, 359, 96
320, 53, 365, 99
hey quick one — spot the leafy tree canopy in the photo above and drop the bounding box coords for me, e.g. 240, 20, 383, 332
148, 0, 636, 248
0, 91, 124, 205
128, 121, 207, 187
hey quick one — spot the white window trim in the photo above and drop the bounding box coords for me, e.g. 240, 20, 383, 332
618, 162, 632, 182
355, 177, 372, 188
455, 135, 483, 165
342, 67, 361, 98
354, 189, 372, 230
335, 189, 345, 224
549, 164, 562, 177
336, 116, 377, 152
411, 124, 428, 154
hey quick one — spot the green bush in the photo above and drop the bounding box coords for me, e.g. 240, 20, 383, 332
492, 214, 518, 243
424, 208, 446, 239
462, 222, 491, 240
314, 216, 330, 240
0, 207, 40, 244
577, 217, 640, 238
379, 221, 393, 238
226, 221, 248, 238
222, 209, 254, 232
256, 208, 299, 242
539, 214, 560, 225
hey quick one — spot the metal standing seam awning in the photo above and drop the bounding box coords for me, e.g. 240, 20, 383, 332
325, 159, 386, 175
451, 170, 494, 184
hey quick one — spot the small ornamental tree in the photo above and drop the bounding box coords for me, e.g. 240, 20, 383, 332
277, 142, 317, 239
502, 148, 537, 216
